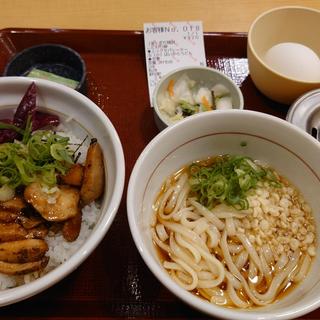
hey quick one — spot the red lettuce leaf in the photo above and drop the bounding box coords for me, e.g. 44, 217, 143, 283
0, 82, 60, 143
13, 82, 37, 129
32, 112, 60, 131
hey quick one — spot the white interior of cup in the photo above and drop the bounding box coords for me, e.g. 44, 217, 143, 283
0, 77, 125, 306
128, 109, 320, 319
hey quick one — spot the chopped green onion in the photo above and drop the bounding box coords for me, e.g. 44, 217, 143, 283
14, 156, 35, 185
22, 115, 33, 144
0, 122, 25, 135
50, 143, 73, 163
0, 130, 74, 188
188, 155, 282, 210
240, 141, 247, 147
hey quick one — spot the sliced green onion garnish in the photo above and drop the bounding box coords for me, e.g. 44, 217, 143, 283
0, 129, 74, 188
0, 122, 25, 135
22, 115, 33, 144
188, 155, 282, 210
50, 143, 73, 163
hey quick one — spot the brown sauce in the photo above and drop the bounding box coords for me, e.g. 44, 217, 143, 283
152, 157, 315, 309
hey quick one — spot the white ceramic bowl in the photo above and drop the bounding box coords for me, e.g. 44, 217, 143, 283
0, 77, 125, 306
127, 109, 320, 320
152, 66, 244, 131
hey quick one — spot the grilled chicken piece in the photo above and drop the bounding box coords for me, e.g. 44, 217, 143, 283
24, 182, 80, 222
0, 196, 26, 213
0, 256, 49, 275
0, 222, 48, 242
26, 224, 49, 239
62, 209, 82, 242
17, 213, 45, 229
0, 239, 48, 263
0, 210, 19, 223
80, 140, 105, 206
60, 163, 84, 187
0, 223, 28, 242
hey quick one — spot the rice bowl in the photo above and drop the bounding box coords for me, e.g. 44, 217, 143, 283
0, 77, 125, 306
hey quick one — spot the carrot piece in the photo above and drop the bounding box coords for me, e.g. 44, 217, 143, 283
167, 79, 175, 97
201, 96, 212, 110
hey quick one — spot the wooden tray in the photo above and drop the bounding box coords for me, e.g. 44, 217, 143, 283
0, 28, 313, 320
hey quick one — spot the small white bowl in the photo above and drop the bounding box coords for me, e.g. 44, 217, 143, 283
152, 66, 244, 131
0, 77, 125, 306
127, 110, 320, 319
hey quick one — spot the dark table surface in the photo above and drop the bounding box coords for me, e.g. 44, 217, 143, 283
0, 28, 314, 320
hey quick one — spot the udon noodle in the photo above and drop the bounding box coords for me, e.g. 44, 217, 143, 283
151, 155, 316, 308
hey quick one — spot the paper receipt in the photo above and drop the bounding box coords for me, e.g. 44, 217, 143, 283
144, 21, 206, 106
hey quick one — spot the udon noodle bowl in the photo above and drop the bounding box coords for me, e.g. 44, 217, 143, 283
151, 155, 316, 308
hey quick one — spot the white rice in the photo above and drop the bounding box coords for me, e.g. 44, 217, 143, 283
55, 124, 90, 164
45, 202, 100, 269
0, 271, 16, 290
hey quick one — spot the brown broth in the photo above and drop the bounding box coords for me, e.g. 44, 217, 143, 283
152, 157, 315, 309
